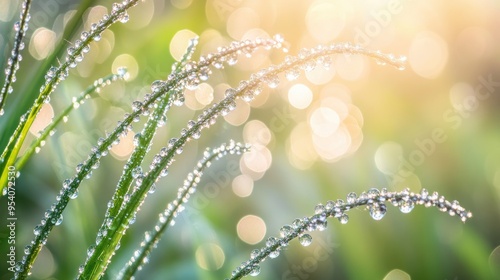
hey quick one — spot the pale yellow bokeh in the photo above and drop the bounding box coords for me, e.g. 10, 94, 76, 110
232, 174, 254, 197
170, 29, 198, 61
112, 54, 138, 80
383, 269, 411, 280
288, 84, 313, 110
243, 120, 272, 146
224, 99, 250, 126
110, 130, 135, 160
29, 28, 57, 60
195, 243, 225, 271
30, 103, 54, 136
409, 31, 448, 79
236, 215, 266, 245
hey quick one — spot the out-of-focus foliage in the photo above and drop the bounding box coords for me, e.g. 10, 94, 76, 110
0, 0, 498, 279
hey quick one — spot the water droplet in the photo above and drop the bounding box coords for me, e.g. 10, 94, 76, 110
34, 225, 43, 236
325, 200, 335, 212
301, 60, 316, 72
285, 68, 300, 81
266, 237, 278, 247
399, 200, 415, 213
148, 184, 156, 194
132, 101, 142, 112
367, 188, 379, 197
87, 245, 95, 257
23, 245, 32, 256
117, 67, 127, 77
346, 192, 357, 204
133, 133, 141, 147
292, 218, 304, 229
150, 80, 164, 92
314, 204, 325, 215
249, 265, 261, 276
68, 188, 79, 199
279, 225, 293, 238
55, 215, 63, 226
419, 188, 428, 198
266, 75, 280, 88
250, 249, 260, 259
369, 203, 387, 220
119, 12, 129, 23
299, 234, 312, 246
339, 213, 349, 224
269, 250, 280, 259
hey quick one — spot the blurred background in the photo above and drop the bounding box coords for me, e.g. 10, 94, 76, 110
1, 0, 499, 279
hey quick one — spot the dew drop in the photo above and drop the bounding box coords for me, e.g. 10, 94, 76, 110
339, 213, 349, 224
299, 234, 312, 246
250, 249, 260, 259
369, 203, 387, 220
399, 200, 415, 213
293, 219, 306, 230
148, 184, 156, 194
314, 204, 325, 214
285, 68, 300, 81
117, 67, 128, 77
279, 225, 293, 238
69, 188, 79, 199
346, 192, 357, 204
269, 250, 280, 259
367, 188, 380, 198
87, 245, 95, 257
249, 265, 261, 276
33, 225, 43, 236
266, 75, 280, 88
24, 245, 32, 255
55, 215, 63, 226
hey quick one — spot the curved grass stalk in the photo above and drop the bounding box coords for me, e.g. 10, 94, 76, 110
19, 37, 282, 279
80, 36, 284, 279
117, 141, 249, 279
104, 38, 198, 224
78, 39, 199, 280
95, 43, 405, 280
0, 0, 141, 195
229, 188, 472, 279
0, 0, 98, 157
0, 0, 32, 116
120, 43, 407, 229
14, 70, 128, 171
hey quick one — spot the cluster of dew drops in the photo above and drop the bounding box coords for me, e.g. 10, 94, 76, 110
41, 0, 134, 106
230, 187, 471, 278
117, 142, 250, 277
28, 34, 286, 270
0, 0, 30, 116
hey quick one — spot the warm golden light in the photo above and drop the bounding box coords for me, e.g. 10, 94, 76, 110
170, 29, 198, 61
232, 174, 254, 197
29, 28, 56, 60
110, 130, 135, 160
288, 84, 313, 110
409, 31, 448, 79
195, 243, 225, 271
236, 215, 266, 245
29, 103, 54, 136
